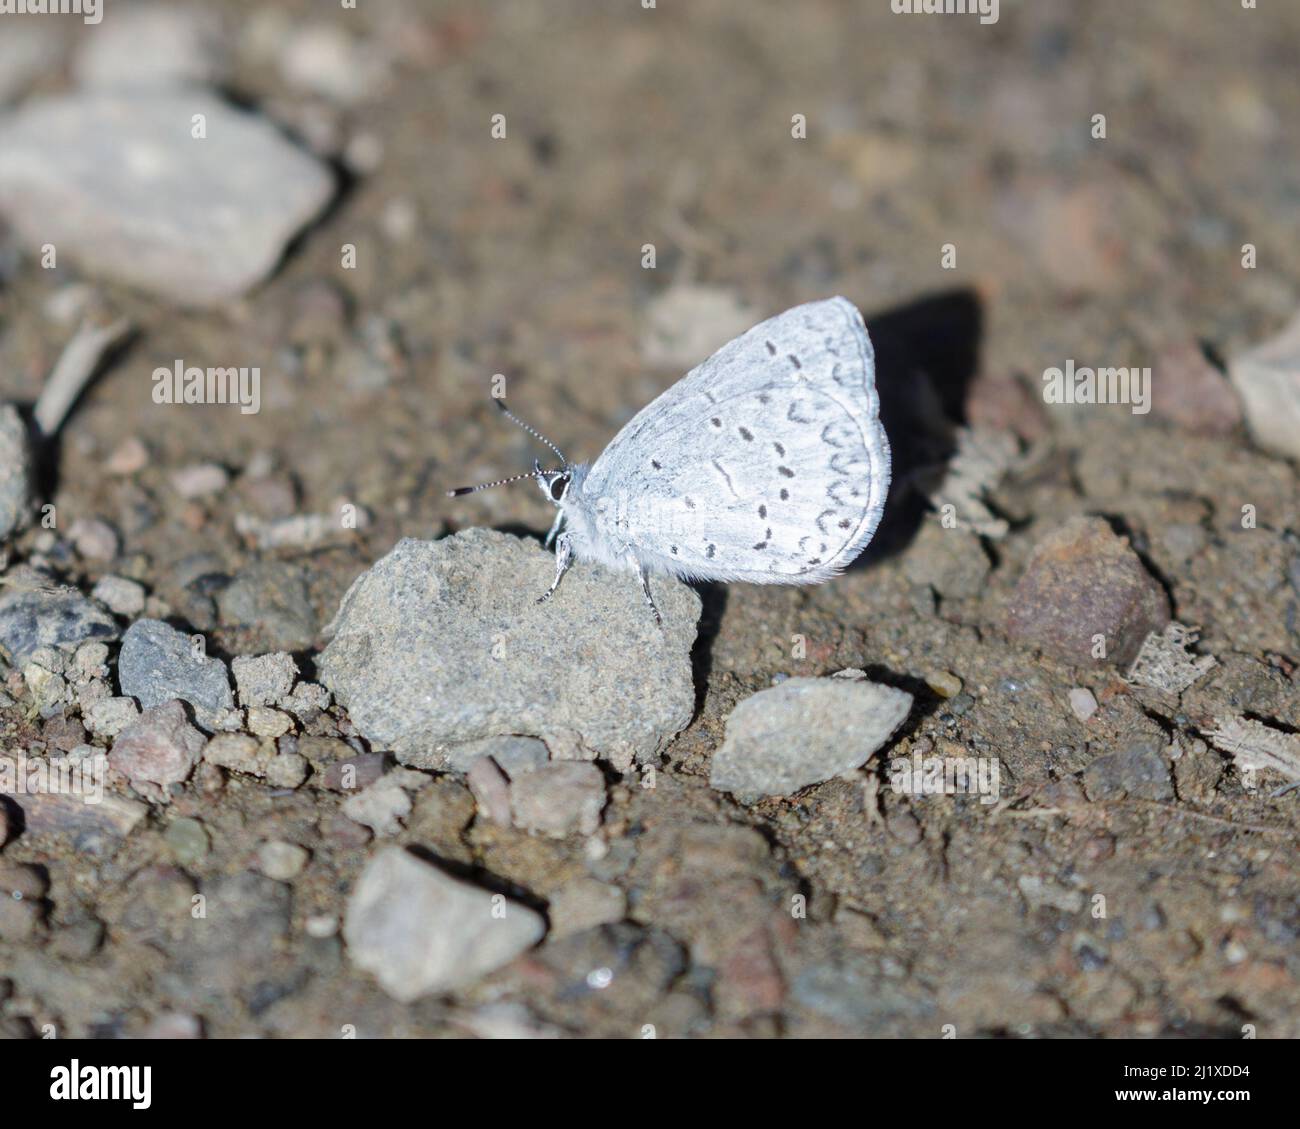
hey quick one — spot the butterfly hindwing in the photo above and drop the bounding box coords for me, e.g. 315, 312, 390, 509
582, 297, 890, 583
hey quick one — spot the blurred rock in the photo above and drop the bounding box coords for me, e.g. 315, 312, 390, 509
965, 370, 1049, 442
709, 671, 913, 799
0, 25, 62, 105
256, 840, 310, 881
73, 5, 226, 90
280, 24, 391, 105
163, 817, 210, 866
110, 700, 206, 799
0, 93, 334, 306
171, 463, 230, 500
641, 284, 758, 370
1006, 517, 1170, 667
465, 756, 512, 826
68, 518, 119, 561
901, 521, 990, 600
319, 532, 698, 770
91, 575, 146, 617
1229, 312, 1300, 461
343, 847, 545, 1002
7, 789, 147, 841
0, 405, 32, 542
1152, 341, 1241, 437
0, 581, 118, 666
217, 561, 317, 652
548, 877, 627, 940
439, 734, 550, 778
341, 768, 426, 836
510, 762, 606, 838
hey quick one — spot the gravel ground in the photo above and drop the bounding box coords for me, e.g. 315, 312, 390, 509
1, 0, 1298, 1039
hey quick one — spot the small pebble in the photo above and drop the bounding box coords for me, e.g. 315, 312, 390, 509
171, 463, 230, 500
104, 436, 149, 476
92, 575, 146, 617
231, 652, 299, 708
924, 670, 963, 699
68, 518, 119, 561
1068, 687, 1099, 722
343, 847, 544, 1002
256, 840, 310, 881
164, 817, 210, 866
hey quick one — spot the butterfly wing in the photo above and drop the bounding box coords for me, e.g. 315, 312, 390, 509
583, 296, 890, 584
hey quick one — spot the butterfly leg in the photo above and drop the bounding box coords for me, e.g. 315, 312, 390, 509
537, 531, 574, 606
637, 563, 663, 626
544, 509, 565, 549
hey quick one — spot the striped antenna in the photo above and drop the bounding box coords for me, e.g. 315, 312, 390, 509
493, 398, 566, 466
446, 469, 537, 497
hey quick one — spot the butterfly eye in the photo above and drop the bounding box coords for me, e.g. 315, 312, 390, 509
549, 475, 569, 501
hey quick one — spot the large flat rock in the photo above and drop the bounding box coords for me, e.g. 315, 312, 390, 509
318, 531, 700, 769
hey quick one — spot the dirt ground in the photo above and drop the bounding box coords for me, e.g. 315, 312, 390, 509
1, 0, 1298, 1038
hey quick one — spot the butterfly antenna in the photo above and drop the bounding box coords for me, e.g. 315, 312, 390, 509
493, 398, 567, 466
446, 470, 537, 497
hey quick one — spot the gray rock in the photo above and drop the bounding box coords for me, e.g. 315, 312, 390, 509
439, 734, 550, 778
0, 92, 334, 307
90, 575, 146, 617
709, 672, 914, 798
117, 618, 233, 726
510, 762, 606, 838
343, 846, 545, 1001
230, 651, 299, 708
5, 788, 147, 842
318, 532, 699, 769
1082, 739, 1174, 802
163, 817, 210, 866
0, 405, 32, 542
110, 700, 206, 798
216, 561, 317, 652
1229, 312, 1300, 461
548, 877, 627, 940
0, 582, 119, 666
85, 696, 141, 740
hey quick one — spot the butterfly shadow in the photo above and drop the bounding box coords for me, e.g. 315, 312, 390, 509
852, 286, 985, 568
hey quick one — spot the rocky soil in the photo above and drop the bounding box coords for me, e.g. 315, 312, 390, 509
0, 1, 1298, 1038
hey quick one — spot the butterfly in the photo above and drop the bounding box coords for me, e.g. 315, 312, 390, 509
449, 296, 891, 623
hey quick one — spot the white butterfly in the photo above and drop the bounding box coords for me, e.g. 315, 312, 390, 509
450, 296, 891, 622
